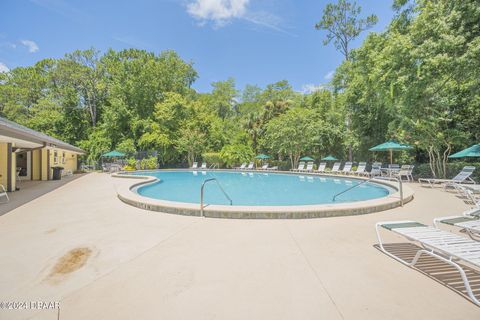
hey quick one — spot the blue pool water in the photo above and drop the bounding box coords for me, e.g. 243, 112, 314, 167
132, 170, 392, 206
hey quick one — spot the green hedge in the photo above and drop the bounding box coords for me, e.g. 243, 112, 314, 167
413, 162, 480, 181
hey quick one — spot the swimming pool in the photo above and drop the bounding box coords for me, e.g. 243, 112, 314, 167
132, 170, 392, 206
115, 170, 413, 218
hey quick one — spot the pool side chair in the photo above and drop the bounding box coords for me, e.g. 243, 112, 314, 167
236, 163, 247, 170
452, 186, 480, 206
418, 166, 476, 188
433, 208, 480, 241
268, 166, 278, 171
331, 162, 341, 174
341, 162, 353, 175
291, 162, 305, 172
368, 164, 382, 178
201, 162, 207, 169
302, 162, 314, 172
394, 165, 414, 182
246, 162, 254, 170
376, 220, 480, 305
260, 163, 269, 170
0, 184, 9, 203
191, 162, 198, 169
353, 162, 367, 176
316, 162, 327, 174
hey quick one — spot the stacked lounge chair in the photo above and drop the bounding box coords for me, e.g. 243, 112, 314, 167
191, 162, 198, 169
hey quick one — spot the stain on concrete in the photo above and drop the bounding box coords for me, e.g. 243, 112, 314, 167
48, 247, 92, 282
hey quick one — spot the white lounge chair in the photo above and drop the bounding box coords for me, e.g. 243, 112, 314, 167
316, 162, 327, 173
246, 162, 254, 170
236, 163, 247, 170
260, 163, 269, 170
368, 164, 382, 177
340, 162, 353, 175
330, 162, 341, 174
302, 162, 314, 172
393, 165, 414, 182
191, 162, 198, 169
201, 162, 207, 169
291, 162, 305, 172
376, 220, 480, 305
352, 162, 367, 176
452, 185, 480, 206
266, 166, 278, 171
433, 208, 480, 240
0, 184, 9, 203
418, 166, 476, 188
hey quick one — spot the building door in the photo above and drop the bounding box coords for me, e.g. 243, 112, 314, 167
16, 151, 31, 180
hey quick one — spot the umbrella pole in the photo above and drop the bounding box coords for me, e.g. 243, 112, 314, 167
390, 149, 393, 164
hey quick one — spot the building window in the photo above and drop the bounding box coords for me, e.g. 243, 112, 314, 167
54, 151, 58, 164
62, 152, 66, 164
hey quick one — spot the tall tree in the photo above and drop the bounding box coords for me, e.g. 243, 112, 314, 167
315, 0, 377, 161
315, 0, 378, 61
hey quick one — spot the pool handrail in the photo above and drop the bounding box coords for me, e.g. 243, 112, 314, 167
200, 178, 233, 217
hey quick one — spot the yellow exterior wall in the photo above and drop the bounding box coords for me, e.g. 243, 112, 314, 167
10, 152, 16, 191
61, 151, 78, 173
32, 149, 41, 180
41, 148, 49, 181
0, 142, 16, 191
47, 148, 78, 176
0, 143, 8, 188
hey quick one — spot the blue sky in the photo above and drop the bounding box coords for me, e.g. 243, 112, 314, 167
0, 0, 395, 93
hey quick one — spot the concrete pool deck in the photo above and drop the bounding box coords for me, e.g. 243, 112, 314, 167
0, 173, 478, 319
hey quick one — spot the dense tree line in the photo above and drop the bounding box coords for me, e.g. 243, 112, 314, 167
0, 0, 478, 177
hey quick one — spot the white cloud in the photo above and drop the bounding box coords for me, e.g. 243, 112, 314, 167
187, 0, 249, 26
301, 84, 326, 94
185, 0, 296, 36
20, 39, 39, 53
324, 70, 335, 80
0, 62, 9, 73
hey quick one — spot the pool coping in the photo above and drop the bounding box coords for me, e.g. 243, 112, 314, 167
112, 169, 414, 219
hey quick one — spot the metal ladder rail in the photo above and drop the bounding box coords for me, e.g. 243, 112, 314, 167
332, 176, 404, 206
200, 178, 233, 217
332, 178, 372, 202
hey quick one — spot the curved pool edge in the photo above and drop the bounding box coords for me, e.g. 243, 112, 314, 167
112, 169, 414, 219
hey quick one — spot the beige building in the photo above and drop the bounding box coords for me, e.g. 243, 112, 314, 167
0, 117, 85, 192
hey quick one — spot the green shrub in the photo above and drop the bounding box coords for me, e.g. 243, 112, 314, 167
139, 157, 158, 170
220, 144, 254, 168
202, 152, 223, 168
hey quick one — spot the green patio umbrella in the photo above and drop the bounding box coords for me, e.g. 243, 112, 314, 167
321, 155, 338, 161
102, 150, 126, 158
449, 144, 480, 159
369, 141, 413, 164
300, 156, 314, 161
255, 154, 271, 160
